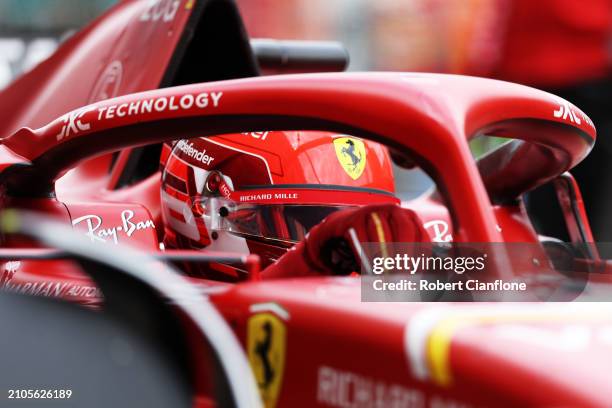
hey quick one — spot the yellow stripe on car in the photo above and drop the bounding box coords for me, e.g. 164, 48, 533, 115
426, 319, 466, 387
407, 306, 612, 388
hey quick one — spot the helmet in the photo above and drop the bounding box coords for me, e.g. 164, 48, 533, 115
160, 131, 397, 278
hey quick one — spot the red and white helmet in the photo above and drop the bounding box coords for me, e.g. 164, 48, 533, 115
160, 131, 397, 276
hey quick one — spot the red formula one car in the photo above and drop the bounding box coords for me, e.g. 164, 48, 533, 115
1, 1, 612, 407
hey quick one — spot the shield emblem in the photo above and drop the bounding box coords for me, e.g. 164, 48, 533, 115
247, 312, 286, 408
333, 137, 367, 180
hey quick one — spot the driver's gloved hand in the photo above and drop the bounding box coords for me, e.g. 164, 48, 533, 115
262, 204, 429, 278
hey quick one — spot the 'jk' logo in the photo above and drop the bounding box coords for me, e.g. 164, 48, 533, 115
56, 108, 92, 141
553, 101, 581, 125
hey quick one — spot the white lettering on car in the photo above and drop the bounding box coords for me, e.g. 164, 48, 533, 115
2, 280, 103, 299
56, 108, 92, 141
317, 366, 425, 408
140, 0, 180, 23
0, 261, 20, 286
553, 100, 580, 124
97, 92, 223, 121
423, 220, 453, 242
71, 210, 155, 245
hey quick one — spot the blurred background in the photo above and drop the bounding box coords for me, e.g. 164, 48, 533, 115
0, 0, 115, 87
1, 0, 611, 240
0, 0, 512, 86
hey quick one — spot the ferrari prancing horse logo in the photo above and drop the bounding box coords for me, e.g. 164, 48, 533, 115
247, 312, 286, 408
334, 137, 367, 180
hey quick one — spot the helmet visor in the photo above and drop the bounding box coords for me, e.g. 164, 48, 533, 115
206, 197, 349, 244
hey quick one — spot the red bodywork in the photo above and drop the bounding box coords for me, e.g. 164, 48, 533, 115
0, 1, 611, 407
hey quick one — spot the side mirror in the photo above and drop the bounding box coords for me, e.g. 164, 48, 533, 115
251, 39, 349, 73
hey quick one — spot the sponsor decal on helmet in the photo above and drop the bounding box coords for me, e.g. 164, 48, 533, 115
333, 137, 367, 180
247, 311, 287, 408
175, 140, 215, 166
239, 192, 299, 202
242, 131, 270, 141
